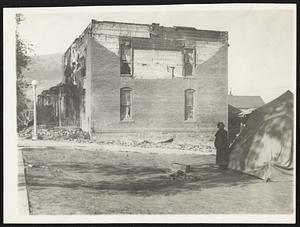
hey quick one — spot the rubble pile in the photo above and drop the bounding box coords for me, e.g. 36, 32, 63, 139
97, 139, 215, 152
19, 126, 215, 152
19, 126, 92, 143
18, 126, 34, 139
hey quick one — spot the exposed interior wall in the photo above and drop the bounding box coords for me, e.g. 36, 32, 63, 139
134, 49, 183, 79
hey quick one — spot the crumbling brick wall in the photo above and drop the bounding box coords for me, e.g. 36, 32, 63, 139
62, 24, 91, 130
61, 21, 228, 145
87, 22, 228, 139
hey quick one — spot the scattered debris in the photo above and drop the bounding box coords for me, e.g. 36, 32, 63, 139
19, 126, 92, 143
24, 163, 49, 169
19, 126, 215, 152
171, 163, 191, 173
168, 163, 191, 180
159, 137, 174, 143
136, 140, 151, 146
97, 139, 214, 152
169, 170, 187, 180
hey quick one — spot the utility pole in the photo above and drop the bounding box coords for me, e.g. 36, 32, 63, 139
31, 80, 38, 140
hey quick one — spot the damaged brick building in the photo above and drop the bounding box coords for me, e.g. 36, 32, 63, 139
38, 20, 228, 141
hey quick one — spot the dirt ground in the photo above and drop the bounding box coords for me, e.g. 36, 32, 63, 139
21, 146, 294, 215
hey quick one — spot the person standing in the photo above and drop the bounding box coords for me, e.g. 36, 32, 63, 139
214, 122, 229, 170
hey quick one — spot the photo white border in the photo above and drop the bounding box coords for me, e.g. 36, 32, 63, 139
3, 4, 296, 223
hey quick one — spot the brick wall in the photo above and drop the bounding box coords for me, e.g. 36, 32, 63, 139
60, 21, 229, 145
89, 37, 228, 135
92, 21, 150, 39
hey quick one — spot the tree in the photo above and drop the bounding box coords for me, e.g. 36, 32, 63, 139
16, 13, 33, 130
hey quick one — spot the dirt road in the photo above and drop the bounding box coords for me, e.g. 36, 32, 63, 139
21, 145, 294, 215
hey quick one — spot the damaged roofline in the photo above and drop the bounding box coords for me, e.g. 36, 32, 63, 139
91, 19, 228, 35
63, 19, 229, 57
91, 19, 151, 27
64, 21, 93, 58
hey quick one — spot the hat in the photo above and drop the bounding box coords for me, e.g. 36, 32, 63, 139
217, 122, 225, 128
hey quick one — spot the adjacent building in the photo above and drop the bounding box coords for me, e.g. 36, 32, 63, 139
228, 94, 264, 112
227, 93, 265, 144
38, 20, 229, 142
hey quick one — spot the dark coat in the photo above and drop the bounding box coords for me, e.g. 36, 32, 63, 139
215, 129, 229, 166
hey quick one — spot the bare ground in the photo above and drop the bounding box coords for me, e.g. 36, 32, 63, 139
21, 146, 294, 215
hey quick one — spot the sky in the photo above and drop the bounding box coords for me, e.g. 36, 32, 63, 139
17, 4, 296, 103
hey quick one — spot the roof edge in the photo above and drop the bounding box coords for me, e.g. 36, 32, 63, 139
91, 19, 228, 34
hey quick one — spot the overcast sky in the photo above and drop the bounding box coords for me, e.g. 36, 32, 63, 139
17, 5, 296, 103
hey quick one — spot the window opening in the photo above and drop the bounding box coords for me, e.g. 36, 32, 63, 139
184, 48, 195, 77
185, 89, 195, 120
120, 88, 132, 121
120, 41, 132, 75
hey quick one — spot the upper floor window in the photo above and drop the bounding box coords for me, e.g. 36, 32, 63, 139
185, 89, 195, 120
120, 87, 132, 121
78, 56, 86, 78
183, 48, 196, 77
120, 41, 132, 75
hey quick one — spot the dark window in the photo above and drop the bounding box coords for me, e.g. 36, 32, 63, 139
45, 96, 51, 106
120, 41, 132, 75
185, 89, 195, 120
120, 88, 132, 121
184, 48, 195, 77
79, 56, 86, 78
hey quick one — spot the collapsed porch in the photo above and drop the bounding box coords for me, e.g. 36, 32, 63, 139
37, 83, 85, 128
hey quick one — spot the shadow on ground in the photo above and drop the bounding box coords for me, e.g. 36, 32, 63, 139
25, 161, 259, 196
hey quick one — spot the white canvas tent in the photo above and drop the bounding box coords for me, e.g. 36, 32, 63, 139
228, 90, 294, 181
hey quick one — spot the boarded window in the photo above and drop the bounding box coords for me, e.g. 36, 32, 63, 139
185, 89, 195, 120
120, 88, 132, 121
184, 48, 195, 76
120, 41, 132, 75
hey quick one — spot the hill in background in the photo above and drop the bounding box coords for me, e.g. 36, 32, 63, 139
24, 53, 63, 100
